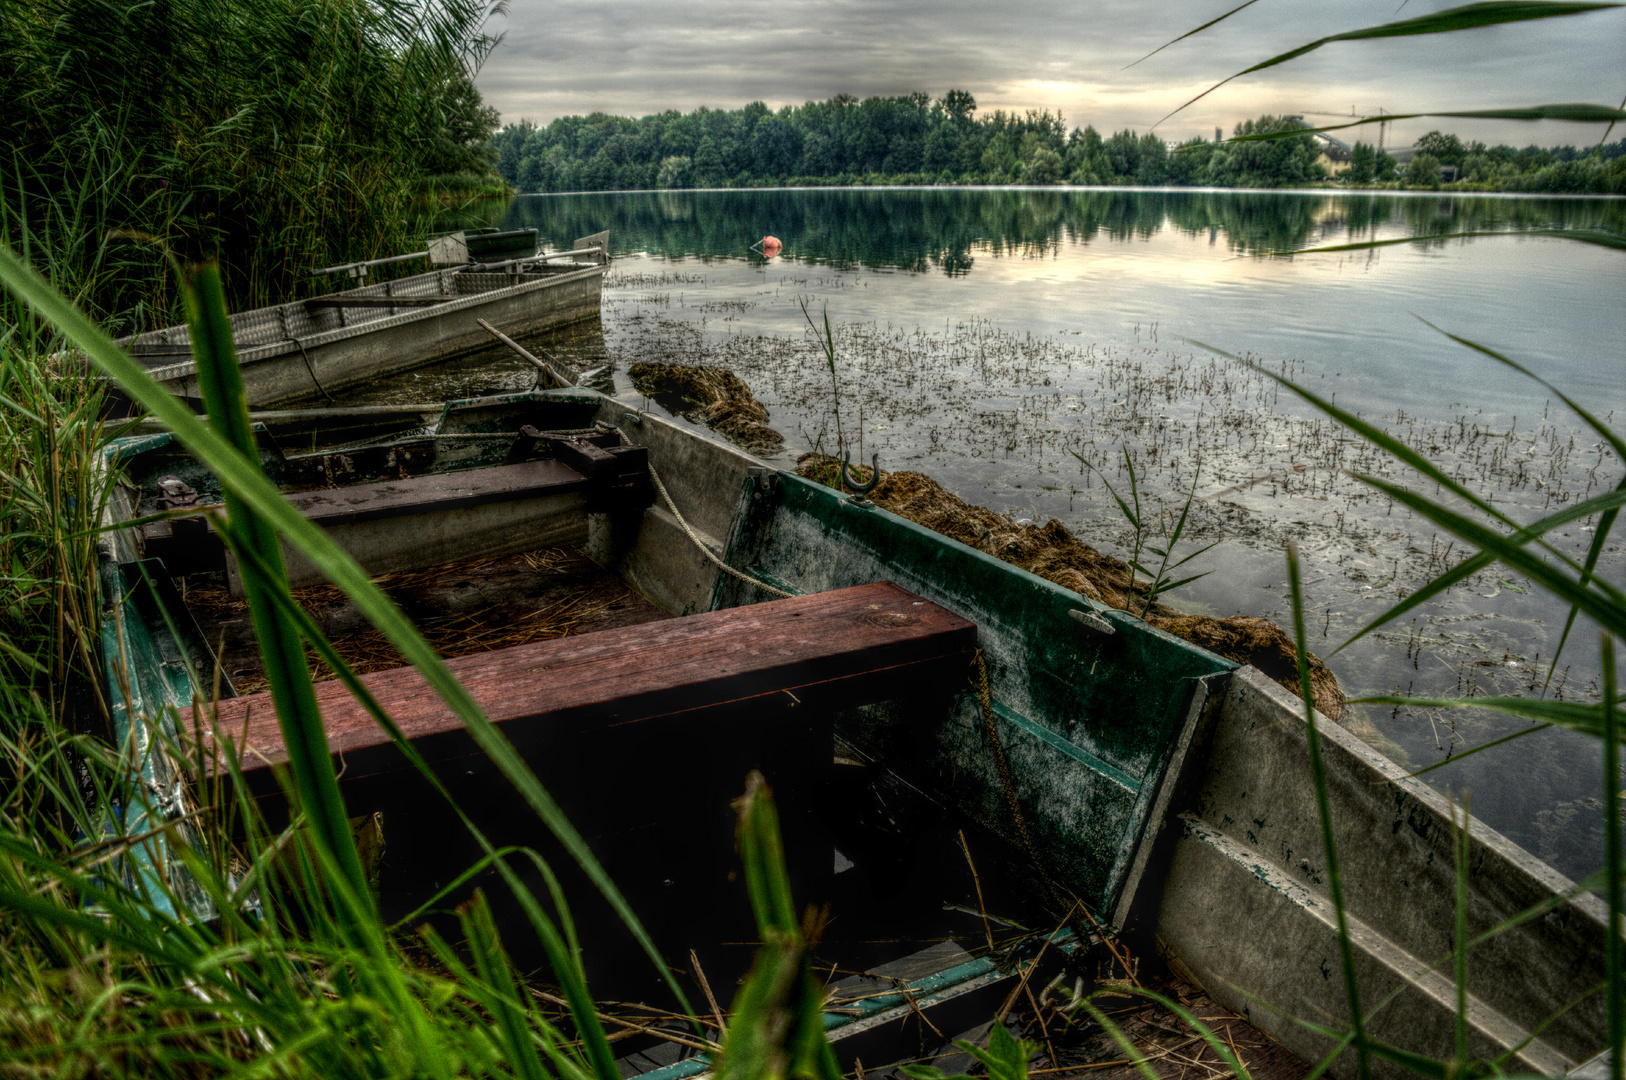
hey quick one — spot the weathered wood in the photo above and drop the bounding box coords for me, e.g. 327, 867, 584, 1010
476, 316, 571, 387
214, 460, 598, 590
273, 459, 591, 527
185, 581, 976, 785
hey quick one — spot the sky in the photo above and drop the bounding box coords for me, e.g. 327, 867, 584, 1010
474, 0, 1626, 149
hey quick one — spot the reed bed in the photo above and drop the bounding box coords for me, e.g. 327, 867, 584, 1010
1, 0, 504, 327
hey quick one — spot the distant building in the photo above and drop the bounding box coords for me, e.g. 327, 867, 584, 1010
1312, 133, 1353, 175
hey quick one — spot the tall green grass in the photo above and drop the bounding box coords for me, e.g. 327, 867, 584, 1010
1, 0, 505, 327
0, 235, 856, 1074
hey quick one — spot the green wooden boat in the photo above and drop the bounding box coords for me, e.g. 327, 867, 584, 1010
95, 388, 1612, 1078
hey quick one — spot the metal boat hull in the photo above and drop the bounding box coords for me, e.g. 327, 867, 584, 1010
118, 251, 605, 407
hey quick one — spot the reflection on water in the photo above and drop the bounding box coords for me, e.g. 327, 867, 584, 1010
500, 186, 1626, 268
331, 188, 1625, 884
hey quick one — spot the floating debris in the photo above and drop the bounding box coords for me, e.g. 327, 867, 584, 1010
628, 361, 786, 452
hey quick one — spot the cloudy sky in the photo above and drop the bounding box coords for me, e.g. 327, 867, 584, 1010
475, 0, 1625, 148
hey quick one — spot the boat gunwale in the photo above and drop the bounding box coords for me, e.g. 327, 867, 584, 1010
125, 260, 609, 384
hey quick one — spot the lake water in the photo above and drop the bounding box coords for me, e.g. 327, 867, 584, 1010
351, 187, 1626, 883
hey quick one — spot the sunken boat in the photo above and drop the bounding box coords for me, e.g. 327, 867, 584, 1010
96, 387, 1613, 1078
113, 232, 607, 408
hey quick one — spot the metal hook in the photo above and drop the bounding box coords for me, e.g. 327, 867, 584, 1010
841, 452, 881, 495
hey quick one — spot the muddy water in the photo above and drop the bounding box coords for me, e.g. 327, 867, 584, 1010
323, 188, 1625, 884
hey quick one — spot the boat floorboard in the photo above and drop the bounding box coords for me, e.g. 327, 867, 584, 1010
183, 544, 667, 694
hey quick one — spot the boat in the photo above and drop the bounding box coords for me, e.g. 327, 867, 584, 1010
111, 232, 608, 408
95, 385, 1611, 1078
458, 226, 542, 262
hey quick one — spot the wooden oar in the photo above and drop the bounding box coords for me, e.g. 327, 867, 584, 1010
475, 318, 572, 388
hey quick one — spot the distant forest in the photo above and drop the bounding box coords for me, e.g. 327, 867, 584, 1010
488, 91, 1626, 195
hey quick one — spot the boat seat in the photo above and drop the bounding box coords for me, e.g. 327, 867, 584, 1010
183, 580, 977, 792
212, 456, 646, 591
273, 458, 593, 528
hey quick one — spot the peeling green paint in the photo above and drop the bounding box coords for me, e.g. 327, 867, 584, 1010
716, 471, 1234, 915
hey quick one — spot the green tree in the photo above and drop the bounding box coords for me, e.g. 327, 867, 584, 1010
751, 114, 801, 178
1208, 115, 1319, 186
1105, 129, 1141, 178
656, 155, 692, 188
940, 89, 977, 123
922, 125, 959, 173
1415, 130, 1468, 167
693, 135, 725, 185
1348, 142, 1376, 183
1407, 150, 1442, 189
981, 132, 1016, 178
1026, 146, 1064, 184
1135, 133, 1169, 185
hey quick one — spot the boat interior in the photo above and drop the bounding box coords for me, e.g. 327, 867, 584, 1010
98, 386, 1613, 1077
100, 387, 1246, 1072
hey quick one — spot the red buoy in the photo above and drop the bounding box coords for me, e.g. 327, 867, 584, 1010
760, 235, 782, 256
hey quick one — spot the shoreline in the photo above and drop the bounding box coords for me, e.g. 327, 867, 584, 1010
515, 183, 1626, 200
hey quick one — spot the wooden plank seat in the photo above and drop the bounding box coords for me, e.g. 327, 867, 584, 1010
185, 581, 977, 791
184, 581, 974, 985
274, 458, 591, 527
217, 459, 600, 590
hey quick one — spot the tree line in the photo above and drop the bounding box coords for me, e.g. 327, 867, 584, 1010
489, 93, 1328, 193
1398, 130, 1626, 194
488, 91, 1626, 195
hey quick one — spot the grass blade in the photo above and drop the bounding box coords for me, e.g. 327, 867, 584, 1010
215, 525, 644, 1073
1072, 998, 1161, 1080
0, 243, 698, 1026
717, 772, 841, 1080
1121, 0, 1263, 70
1288, 541, 1370, 1080
1350, 692, 1622, 729
1104, 985, 1251, 1078
1605, 635, 1623, 1080
1452, 796, 1471, 1071
1158, 2, 1622, 124
1408, 322, 1626, 677
182, 261, 373, 921
461, 891, 550, 1080
1227, 103, 1626, 141
1357, 475, 1626, 638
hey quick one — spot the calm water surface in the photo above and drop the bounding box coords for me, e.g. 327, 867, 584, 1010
353, 188, 1626, 881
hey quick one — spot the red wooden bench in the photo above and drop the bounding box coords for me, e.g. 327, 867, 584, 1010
183, 580, 975, 988
185, 580, 975, 791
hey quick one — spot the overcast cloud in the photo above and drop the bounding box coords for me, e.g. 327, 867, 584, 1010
475, 0, 1625, 148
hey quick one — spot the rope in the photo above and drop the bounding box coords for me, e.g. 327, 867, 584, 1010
974, 650, 1083, 925
645, 459, 798, 599
293, 336, 334, 404
975, 649, 1043, 867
